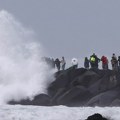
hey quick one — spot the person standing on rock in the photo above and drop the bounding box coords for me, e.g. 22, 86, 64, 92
84, 57, 89, 69
101, 56, 108, 70
90, 53, 100, 69
118, 56, 120, 71
71, 58, 78, 69
111, 53, 118, 71
55, 58, 61, 71
61, 56, 66, 70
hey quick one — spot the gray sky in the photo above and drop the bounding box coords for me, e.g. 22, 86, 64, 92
0, 0, 120, 61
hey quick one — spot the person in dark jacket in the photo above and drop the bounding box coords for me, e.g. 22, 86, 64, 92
118, 56, 120, 71
111, 53, 118, 71
84, 57, 89, 69
90, 54, 96, 68
55, 58, 60, 71
90, 53, 100, 69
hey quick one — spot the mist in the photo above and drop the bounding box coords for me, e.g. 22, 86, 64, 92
0, 10, 54, 104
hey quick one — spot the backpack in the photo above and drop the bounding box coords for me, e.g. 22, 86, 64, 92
90, 56, 95, 63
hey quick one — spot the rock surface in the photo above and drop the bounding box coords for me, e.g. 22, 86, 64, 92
86, 113, 108, 120
8, 66, 120, 106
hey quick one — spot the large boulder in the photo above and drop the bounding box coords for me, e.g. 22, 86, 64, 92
110, 98, 120, 106
86, 113, 108, 120
48, 67, 87, 97
56, 86, 90, 106
86, 88, 120, 106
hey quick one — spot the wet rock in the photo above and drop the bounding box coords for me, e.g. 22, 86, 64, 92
86, 113, 108, 120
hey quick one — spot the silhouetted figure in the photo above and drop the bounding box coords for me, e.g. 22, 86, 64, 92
90, 53, 100, 69
101, 56, 108, 70
61, 56, 66, 70
118, 56, 120, 71
84, 57, 89, 69
111, 53, 118, 71
55, 58, 60, 71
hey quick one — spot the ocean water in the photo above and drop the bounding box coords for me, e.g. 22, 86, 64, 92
0, 105, 120, 120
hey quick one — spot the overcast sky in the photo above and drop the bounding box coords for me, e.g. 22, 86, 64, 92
0, 0, 120, 61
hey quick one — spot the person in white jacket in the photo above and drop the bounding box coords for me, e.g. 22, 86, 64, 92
71, 58, 78, 68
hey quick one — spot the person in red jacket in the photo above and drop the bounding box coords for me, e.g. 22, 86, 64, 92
101, 56, 108, 70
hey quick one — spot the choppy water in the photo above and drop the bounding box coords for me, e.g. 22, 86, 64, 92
0, 105, 120, 120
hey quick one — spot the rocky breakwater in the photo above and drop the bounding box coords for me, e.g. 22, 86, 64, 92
9, 66, 120, 106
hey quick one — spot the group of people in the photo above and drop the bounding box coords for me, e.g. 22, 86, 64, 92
54, 57, 66, 71
84, 53, 120, 71
84, 53, 108, 70
42, 56, 66, 71
43, 53, 120, 71
54, 57, 80, 71
44, 57, 66, 71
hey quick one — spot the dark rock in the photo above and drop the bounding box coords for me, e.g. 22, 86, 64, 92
56, 86, 89, 105
48, 67, 87, 97
8, 94, 51, 106
48, 68, 120, 106
86, 113, 108, 120
110, 99, 120, 106
86, 88, 120, 106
